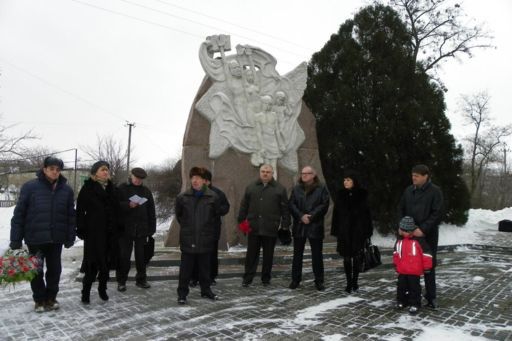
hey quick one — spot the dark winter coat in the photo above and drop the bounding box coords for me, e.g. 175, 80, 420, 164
398, 180, 444, 255
10, 170, 75, 247
331, 187, 373, 257
175, 187, 221, 254
117, 180, 157, 238
289, 180, 330, 239
76, 178, 119, 272
210, 185, 230, 241
237, 178, 291, 237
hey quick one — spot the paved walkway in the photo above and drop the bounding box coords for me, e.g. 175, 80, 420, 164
1, 230, 511, 340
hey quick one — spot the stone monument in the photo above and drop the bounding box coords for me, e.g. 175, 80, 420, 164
164, 35, 331, 249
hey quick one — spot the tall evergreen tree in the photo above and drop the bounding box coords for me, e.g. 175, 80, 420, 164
304, 4, 469, 233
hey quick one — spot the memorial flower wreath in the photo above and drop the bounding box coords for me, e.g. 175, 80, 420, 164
0, 248, 41, 288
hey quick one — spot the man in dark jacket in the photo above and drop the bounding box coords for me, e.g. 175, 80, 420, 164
116, 167, 156, 291
10, 156, 75, 312
175, 166, 221, 304
288, 166, 330, 291
238, 164, 291, 287
399, 164, 444, 309
189, 169, 230, 287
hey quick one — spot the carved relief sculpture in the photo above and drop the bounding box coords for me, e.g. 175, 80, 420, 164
196, 35, 306, 174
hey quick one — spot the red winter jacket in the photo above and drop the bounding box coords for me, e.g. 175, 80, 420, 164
393, 236, 432, 276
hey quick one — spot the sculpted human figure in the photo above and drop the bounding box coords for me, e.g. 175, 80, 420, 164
196, 34, 307, 174
253, 95, 285, 173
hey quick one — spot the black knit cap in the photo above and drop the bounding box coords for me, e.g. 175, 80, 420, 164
90, 160, 110, 175
189, 166, 207, 179
131, 167, 147, 179
43, 156, 64, 170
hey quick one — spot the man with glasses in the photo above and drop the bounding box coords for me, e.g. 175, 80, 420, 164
288, 166, 330, 291
238, 164, 290, 287
10, 156, 76, 312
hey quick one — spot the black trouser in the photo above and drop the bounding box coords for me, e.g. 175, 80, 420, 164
177, 252, 211, 298
424, 247, 437, 301
291, 237, 324, 284
243, 234, 277, 284
116, 234, 147, 284
191, 240, 219, 283
27, 243, 63, 303
397, 274, 421, 307
83, 262, 109, 286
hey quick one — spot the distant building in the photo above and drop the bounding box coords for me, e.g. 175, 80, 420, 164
0, 168, 90, 202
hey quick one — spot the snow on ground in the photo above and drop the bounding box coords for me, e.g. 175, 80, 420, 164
378, 315, 493, 341
1, 206, 511, 256
369, 207, 512, 248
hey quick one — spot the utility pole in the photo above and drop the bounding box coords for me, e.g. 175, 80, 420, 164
126, 122, 136, 173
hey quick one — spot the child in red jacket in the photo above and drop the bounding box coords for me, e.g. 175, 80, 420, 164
393, 216, 433, 315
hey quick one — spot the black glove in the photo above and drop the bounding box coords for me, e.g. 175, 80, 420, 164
64, 241, 74, 249
9, 241, 22, 250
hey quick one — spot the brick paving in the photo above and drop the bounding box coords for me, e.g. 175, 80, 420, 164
1, 230, 511, 340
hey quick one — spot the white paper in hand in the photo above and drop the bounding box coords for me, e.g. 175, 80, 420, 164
129, 195, 148, 205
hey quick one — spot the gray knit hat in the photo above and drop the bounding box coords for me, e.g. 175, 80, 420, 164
399, 216, 416, 232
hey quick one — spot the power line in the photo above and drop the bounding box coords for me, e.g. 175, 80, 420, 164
69, 0, 204, 39
116, 0, 308, 58
150, 0, 311, 51
0, 57, 128, 122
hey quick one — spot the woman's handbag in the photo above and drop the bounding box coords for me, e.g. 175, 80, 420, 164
359, 238, 381, 272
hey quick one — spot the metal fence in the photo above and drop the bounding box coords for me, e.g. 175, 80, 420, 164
0, 200, 16, 208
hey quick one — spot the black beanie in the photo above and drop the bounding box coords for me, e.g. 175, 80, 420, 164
90, 161, 110, 175
43, 156, 64, 170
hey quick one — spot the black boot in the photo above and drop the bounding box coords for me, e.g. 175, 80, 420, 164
352, 256, 361, 292
98, 281, 109, 301
81, 282, 92, 304
352, 270, 359, 292
343, 258, 353, 293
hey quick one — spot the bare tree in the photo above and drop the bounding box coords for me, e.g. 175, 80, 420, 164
81, 134, 130, 184
0, 119, 37, 160
388, 0, 494, 73
460, 91, 512, 204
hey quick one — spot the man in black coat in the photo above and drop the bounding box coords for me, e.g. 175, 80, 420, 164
175, 167, 221, 304
116, 167, 156, 291
10, 156, 75, 312
288, 166, 330, 291
238, 164, 291, 287
189, 169, 230, 287
399, 164, 444, 309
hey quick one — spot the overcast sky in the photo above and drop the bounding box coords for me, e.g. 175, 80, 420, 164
0, 0, 511, 168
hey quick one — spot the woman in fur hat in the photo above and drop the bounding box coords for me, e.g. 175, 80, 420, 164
76, 161, 118, 304
331, 171, 373, 293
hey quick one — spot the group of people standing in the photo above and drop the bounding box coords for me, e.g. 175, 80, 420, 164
10, 157, 156, 312
10, 157, 443, 316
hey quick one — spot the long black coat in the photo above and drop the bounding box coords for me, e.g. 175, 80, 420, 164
76, 178, 118, 272
289, 181, 330, 239
117, 180, 156, 238
331, 187, 373, 257
398, 180, 443, 257
175, 187, 221, 254
210, 185, 230, 241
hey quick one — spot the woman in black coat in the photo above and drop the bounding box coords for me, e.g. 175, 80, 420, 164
331, 171, 373, 293
76, 161, 118, 304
